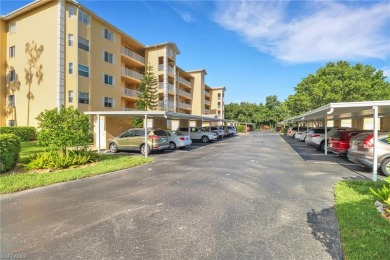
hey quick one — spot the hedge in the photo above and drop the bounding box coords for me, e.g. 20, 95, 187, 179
0, 134, 21, 173
0, 127, 37, 141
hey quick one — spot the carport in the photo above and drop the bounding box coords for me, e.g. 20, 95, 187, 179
280, 100, 390, 181
84, 111, 231, 158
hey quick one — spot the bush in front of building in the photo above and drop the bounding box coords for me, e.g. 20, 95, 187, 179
236, 125, 246, 133
0, 127, 37, 141
0, 134, 21, 173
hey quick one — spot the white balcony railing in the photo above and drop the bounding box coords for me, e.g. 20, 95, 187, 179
205, 90, 211, 96
158, 64, 175, 74
158, 83, 175, 92
122, 107, 138, 111
121, 87, 139, 97
204, 109, 210, 114
178, 77, 191, 86
179, 102, 191, 109
158, 100, 175, 109
121, 46, 145, 63
121, 67, 143, 80
205, 100, 211, 105
178, 89, 191, 98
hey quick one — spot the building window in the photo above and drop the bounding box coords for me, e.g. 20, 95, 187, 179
68, 90, 73, 103
78, 64, 89, 77
78, 9, 89, 25
79, 92, 89, 104
8, 120, 16, 126
9, 70, 16, 82
103, 97, 114, 108
103, 51, 113, 64
8, 95, 15, 107
9, 22, 16, 34
9, 46, 16, 58
103, 28, 114, 41
78, 37, 89, 52
69, 62, 73, 74
68, 6, 75, 17
103, 74, 114, 85
68, 34, 73, 46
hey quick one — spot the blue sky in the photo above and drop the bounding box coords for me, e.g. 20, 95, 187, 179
1, 0, 390, 104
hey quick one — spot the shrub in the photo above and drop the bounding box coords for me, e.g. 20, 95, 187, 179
25, 148, 99, 170
0, 134, 21, 173
370, 177, 390, 210
0, 127, 37, 141
236, 125, 245, 133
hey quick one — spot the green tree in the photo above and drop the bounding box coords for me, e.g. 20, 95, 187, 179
137, 63, 158, 111
286, 61, 390, 115
36, 106, 91, 154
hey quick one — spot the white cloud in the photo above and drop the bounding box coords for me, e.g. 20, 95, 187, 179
171, 6, 195, 23
381, 66, 390, 78
214, 0, 390, 63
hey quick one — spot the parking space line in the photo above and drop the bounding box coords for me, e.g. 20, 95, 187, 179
311, 161, 358, 166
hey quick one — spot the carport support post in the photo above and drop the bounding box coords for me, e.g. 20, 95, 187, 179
324, 117, 328, 155
97, 114, 101, 154
144, 114, 148, 158
372, 106, 378, 181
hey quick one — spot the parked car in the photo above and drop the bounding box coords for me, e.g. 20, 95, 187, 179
224, 126, 237, 137
347, 132, 390, 176
294, 129, 310, 141
305, 127, 355, 152
286, 126, 299, 137
328, 130, 369, 156
164, 130, 192, 150
201, 126, 225, 139
177, 127, 217, 143
108, 128, 169, 155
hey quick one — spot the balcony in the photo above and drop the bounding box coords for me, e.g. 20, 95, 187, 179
178, 89, 191, 98
122, 107, 139, 111
121, 46, 145, 64
178, 77, 191, 87
204, 109, 210, 114
158, 64, 175, 74
158, 82, 175, 92
205, 100, 211, 105
205, 90, 211, 96
158, 100, 175, 109
178, 102, 191, 110
121, 67, 143, 81
121, 87, 139, 98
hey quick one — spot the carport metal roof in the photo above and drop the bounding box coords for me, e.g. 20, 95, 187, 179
278, 100, 390, 181
280, 100, 390, 124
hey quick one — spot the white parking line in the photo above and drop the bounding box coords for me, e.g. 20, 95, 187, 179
311, 161, 358, 166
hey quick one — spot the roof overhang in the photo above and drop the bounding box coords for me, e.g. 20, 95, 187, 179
279, 100, 390, 124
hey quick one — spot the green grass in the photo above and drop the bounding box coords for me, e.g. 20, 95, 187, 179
334, 180, 390, 259
1, 142, 153, 194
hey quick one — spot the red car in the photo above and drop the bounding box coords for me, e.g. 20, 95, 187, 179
328, 130, 368, 156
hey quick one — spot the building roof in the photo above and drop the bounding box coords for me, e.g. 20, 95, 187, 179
145, 42, 180, 55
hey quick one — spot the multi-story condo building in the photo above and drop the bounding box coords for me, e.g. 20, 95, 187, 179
0, 0, 226, 130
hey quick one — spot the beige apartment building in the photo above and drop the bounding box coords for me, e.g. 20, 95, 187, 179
0, 0, 226, 130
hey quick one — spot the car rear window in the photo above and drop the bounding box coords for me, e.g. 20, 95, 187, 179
153, 129, 167, 136
173, 131, 184, 136
353, 133, 371, 141
331, 131, 343, 138
312, 129, 326, 134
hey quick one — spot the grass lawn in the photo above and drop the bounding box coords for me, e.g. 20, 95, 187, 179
334, 180, 390, 259
0, 142, 153, 194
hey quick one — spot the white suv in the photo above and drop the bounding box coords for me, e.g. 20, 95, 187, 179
177, 127, 217, 143
305, 127, 355, 152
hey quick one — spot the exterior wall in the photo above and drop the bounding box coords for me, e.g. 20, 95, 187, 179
189, 70, 205, 116
0, 19, 7, 126
4, 1, 59, 127
210, 87, 225, 119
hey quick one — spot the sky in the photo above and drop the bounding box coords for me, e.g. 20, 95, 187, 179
1, 0, 390, 105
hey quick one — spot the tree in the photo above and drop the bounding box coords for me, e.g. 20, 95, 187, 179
285, 61, 390, 116
137, 63, 158, 111
36, 106, 91, 154
25, 41, 44, 126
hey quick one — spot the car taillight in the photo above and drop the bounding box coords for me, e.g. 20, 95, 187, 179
179, 137, 185, 141
363, 136, 374, 148
312, 134, 320, 137
149, 135, 160, 140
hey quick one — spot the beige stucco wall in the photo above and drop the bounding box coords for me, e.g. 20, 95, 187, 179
189, 70, 205, 116
0, 19, 7, 126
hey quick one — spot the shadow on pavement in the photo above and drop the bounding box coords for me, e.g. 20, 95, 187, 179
307, 207, 344, 260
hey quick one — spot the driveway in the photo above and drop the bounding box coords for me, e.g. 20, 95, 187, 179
1, 130, 367, 259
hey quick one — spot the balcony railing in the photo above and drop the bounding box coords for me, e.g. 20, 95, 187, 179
178, 102, 191, 109
121, 87, 139, 97
158, 83, 175, 92
158, 64, 175, 74
121, 67, 143, 80
178, 89, 191, 98
205, 90, 211, 96
178, 77, 191, 86
121, 46, 145, 63
122, 107, 138, 111
204, 109, 210, 114
204, 100, 211, 105
158, 100, 175, 109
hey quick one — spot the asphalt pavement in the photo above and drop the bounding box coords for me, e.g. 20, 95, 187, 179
1, 130, 374, 259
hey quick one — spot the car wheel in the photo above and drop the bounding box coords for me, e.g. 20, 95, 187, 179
169, 141, 177, 150
201, 136, 209, 143
109, 143, 118, 153
319, 141, 325, 152
380, 158, 390, 176
140, 144, 151, 155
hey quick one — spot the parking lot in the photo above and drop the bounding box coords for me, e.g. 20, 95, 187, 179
1, 130, 383, 259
